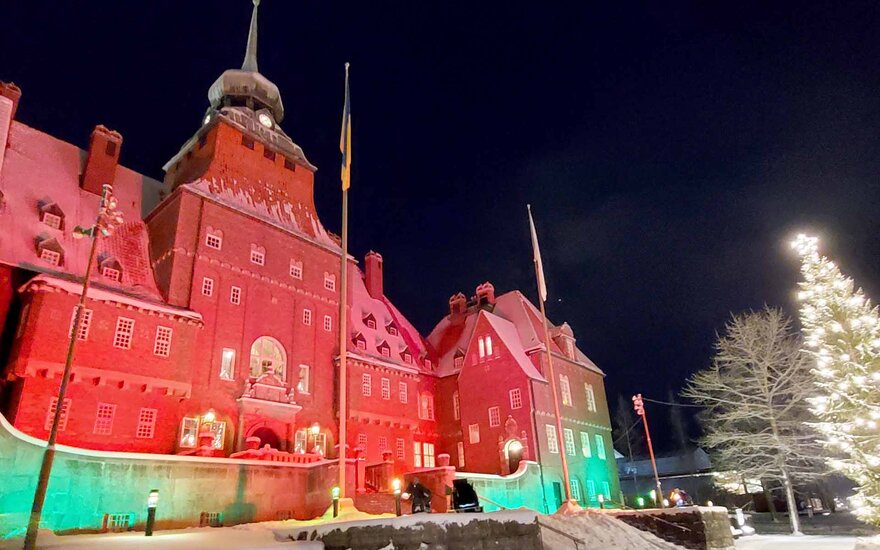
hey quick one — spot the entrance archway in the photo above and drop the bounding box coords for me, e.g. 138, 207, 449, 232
251, 427, 281, 450
505, 439, 524, 474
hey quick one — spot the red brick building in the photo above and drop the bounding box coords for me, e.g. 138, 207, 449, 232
0, 2, 618, 511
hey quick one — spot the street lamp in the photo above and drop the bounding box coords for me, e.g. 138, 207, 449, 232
23, 184, 123, 550
145, 490, 159, 537
203, 409, 217, 424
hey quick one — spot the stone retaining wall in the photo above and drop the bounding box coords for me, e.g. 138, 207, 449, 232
609, 506, 735, 550
0, 413, 352, 537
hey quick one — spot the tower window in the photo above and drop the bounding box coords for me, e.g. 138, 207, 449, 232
263, 148, 276, 162
241, 135, 255, 150
105, 141, 117, 156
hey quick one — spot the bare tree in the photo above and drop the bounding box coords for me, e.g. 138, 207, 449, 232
682, 307, 827, 535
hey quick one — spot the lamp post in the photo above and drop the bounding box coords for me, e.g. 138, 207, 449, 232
633, 394, 663, 508
145, 490, 159, 536
23, 184, 123, 550
393, 478, 402, 516
331, 486, 340, 518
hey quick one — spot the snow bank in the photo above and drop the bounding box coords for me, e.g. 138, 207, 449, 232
857, 535, 880, 550
540, 510, 682, 549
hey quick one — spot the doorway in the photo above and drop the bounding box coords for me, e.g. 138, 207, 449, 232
251, 427, 281, 450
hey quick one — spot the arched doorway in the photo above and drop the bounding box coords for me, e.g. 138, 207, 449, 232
505, 439, 524, 474
251, 427, 281, 450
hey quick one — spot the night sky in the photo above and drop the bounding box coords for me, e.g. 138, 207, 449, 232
3, 1, 879, 452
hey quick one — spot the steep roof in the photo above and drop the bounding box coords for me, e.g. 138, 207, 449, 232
479, 311, 546, 382
427, 289, 604, 378
0, 121, 165, 302
182, 177, 339, 252
347, 262, 433, 373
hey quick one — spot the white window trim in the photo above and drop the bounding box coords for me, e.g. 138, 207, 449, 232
323, 315, 332, 332
93, 403, 116, 435
303, 308, 312, 326
560, 374, 572, 406
297, 364, 311, 394
202, 277, 214, 296
113, 317, 135, 350
220, 348, 236, 380
362, 373, 372, 397
469, 424, 480, 444
153, 326, 173, 357
381, 378, 391, 400
509, 388, 522, 410
580, 431, 592, 458
488, 406, 501, 427
546, 425, 559, 454
136, 408, 158, 439
230, 286, 242, 305
399, 381, 408, 403
453, 391, 460, 420
205, 232, 222, 250
563, 428, 576, 456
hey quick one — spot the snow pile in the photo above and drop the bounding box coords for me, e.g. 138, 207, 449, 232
0, 526, 323, 550
539, 510, 681, 550
857, 535, 880, 550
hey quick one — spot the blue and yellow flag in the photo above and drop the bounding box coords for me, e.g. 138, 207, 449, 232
340, 63, 352, 191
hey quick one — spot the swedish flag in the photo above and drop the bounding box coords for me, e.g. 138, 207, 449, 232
340, 63, 352, 191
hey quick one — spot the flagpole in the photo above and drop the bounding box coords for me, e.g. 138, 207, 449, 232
527, 204, 579, 512
337, 62, 351, 500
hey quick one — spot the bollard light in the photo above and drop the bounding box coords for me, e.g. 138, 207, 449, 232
636, 496, 645, 508
145, 489, 159, 537
597, 493, 605, 509
707, 500, 713, 507
662, 498, 670, 507
393, 478, 402, 516
332, 486, 340, 518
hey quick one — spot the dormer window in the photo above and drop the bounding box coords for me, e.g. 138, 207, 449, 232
387, 323, 399, 336
290, 260, 303, 279
565, 339, 575, 359
324, 273, 336, 292
403, 350, 413, 364
205, 227, 223, 250
453, 350, 464, 369
425, 359, 433, 370
364, 314, 376, 330
39, 202, 65, 230
378, 341, 391, 358
250, 244, 266, 266
99, 257, 123, 283
36, 237, 64, 267
353, 333, 367, 351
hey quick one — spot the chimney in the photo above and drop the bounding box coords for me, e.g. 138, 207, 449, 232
365, 251, 383, 298
81, 125, 123, 196
449, 292, 467, 325
0, 82, 22, 121
475, 282, 496, 307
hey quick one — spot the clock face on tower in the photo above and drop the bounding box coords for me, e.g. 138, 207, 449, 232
258, 112, 273, 128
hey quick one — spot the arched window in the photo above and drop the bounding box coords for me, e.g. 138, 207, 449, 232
249, 336, 287, 381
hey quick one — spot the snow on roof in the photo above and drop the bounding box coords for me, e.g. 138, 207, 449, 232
0, 121, 164, 299
23, 274, 203, 322
481, 311, 547, 382
347, 263, 433, 372
182, 178, 340, 252
428, 289, 604, 377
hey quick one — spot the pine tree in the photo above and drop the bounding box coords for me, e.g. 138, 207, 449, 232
792, 234, 880, 523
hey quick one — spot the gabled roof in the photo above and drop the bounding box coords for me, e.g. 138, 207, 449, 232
478, 311, 546, 382
427, 289, 604, 377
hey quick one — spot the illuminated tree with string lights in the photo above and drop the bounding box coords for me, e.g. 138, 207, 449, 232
792, 234, 880, 523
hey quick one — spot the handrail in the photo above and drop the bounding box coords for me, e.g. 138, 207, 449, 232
536, 517, 585, 550
477, 494, 509, 510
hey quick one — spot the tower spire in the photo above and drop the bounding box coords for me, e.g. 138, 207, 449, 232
242, 0, 260, 73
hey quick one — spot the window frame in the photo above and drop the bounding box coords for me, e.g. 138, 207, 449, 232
509, 388, 522, 410
230, 286, 242, 305
93, 402, 116, 436
297, 364, 310, 394
469, 424, 480, 444
560, 374, 573, 406
546, 425, 559, 454
136, 408, 158, 439
113, 317, 135, 350
201, 277, 214, 296
563, 428, 576, 456
153, 326, 173, 357
488, 406, 501, 428
381, 377, 391, 400
398, 381, 408, 403
302, 308, 312, 326
362, 373, 372, 397
220, 348, 236, 380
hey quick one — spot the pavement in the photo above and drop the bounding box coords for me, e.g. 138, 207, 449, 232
736, 534, 859, 549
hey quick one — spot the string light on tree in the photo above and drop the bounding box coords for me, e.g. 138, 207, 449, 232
792, 233, 880, 523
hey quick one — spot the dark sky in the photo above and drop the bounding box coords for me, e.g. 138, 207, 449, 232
3, 1, 879, 452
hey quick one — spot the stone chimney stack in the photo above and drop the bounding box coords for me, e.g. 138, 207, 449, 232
81, 125, 123, 196
475, 282, 496, 307
0, 82, 22, 121
365, 251, 384, 298
449, 292, 467, 325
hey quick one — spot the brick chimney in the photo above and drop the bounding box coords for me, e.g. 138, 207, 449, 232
81, 125, 123, 196
475, 282, 496, 307
449, 292, 467, 325
0, 82, 22, 121
365, 251, 383, 298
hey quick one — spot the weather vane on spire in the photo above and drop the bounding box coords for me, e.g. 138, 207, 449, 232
242, 0, 261, 72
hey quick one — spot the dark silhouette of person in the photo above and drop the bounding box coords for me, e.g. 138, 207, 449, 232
404, 477, 432, 513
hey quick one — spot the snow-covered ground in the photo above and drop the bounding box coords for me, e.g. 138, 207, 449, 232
735, 534, 859, 550
0, 527, 322, 550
